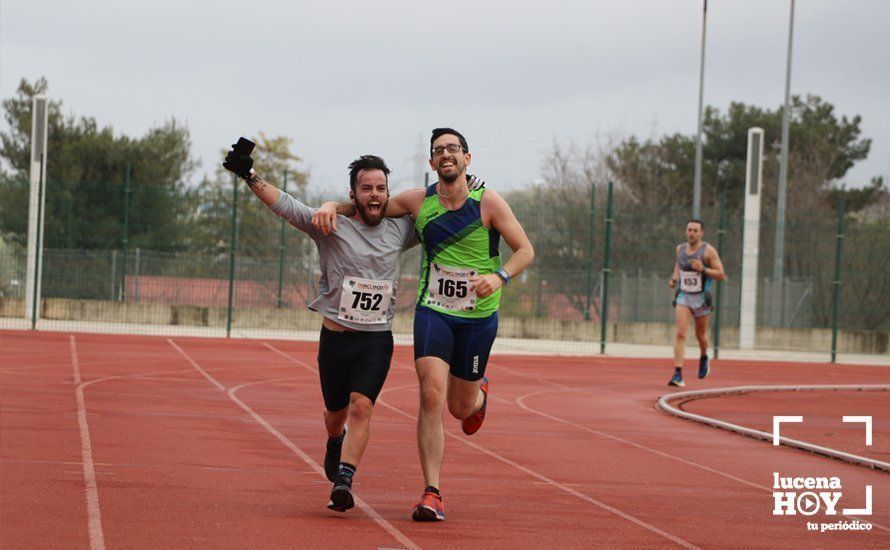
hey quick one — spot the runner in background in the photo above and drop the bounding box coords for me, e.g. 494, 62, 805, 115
668, 219, 725, 387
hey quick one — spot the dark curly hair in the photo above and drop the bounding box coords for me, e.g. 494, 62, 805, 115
348, 155, 390, 191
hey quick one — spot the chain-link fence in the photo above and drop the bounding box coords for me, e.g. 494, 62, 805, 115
1, 174, 887, 357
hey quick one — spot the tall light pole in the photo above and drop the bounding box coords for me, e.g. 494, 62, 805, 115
772, 0, 796, 327
692, 0, 708, 218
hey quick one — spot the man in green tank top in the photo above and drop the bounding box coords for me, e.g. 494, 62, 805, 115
313, 128, 535, 521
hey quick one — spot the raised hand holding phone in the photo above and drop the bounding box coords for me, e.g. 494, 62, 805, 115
223, 137, 256, 179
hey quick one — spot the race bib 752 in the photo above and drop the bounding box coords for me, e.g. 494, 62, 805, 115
338, 276, 393, 324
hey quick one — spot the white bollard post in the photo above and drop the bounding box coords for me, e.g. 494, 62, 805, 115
24, 96, 49, 325
739, 128, 764, 349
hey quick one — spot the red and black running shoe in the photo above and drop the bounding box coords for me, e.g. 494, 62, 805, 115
461, 377, 489, 435
411, 490, 445, 522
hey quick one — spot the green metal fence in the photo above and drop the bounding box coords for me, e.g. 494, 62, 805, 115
1, 172, 887, 358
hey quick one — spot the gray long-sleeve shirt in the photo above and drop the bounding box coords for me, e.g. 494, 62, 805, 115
270, 192, 417, 331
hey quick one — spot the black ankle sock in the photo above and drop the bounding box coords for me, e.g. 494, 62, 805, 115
424, 485, 440, 496
335, 463, 356, 487
675, 367, 682, 373
329, 430, 346, 444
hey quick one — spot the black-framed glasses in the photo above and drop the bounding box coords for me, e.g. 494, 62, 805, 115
431, 144, 464, 156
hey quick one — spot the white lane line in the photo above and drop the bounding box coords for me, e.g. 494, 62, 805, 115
171, 340, 420, 550
166, 339, 225, 391
1, 354, 191, 373
70, 335, 106, 550
376, 389, 698, 548
490, 360, 637, 408
514, 388, 765, 492
381, 360, 697, 549
504, 372, 889, 532
228, 380, 420, 550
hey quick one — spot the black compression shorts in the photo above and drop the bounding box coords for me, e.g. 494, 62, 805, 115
317, 326, 393, 411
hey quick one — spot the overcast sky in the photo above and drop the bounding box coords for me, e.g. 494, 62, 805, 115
2, 0, 888, 194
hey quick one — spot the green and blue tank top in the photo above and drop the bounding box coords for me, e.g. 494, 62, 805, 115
677, 242, 713, 294
415, 184, 502, 318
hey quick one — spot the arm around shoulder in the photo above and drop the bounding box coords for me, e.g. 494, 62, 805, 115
311, 201, 352, 235
388, 188, 425, 218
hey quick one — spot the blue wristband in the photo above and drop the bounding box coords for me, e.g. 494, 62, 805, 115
496, 268, 510, 286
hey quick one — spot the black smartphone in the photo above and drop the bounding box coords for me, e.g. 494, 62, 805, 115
233, 137, 255, 156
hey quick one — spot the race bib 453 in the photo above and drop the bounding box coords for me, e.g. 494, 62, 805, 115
680, 270, 704, 293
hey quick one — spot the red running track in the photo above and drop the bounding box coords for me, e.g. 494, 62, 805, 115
1, 329, 888, 549
679, 390, 889, 462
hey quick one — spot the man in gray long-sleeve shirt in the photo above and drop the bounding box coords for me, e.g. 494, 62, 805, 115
224, 144, 415, 513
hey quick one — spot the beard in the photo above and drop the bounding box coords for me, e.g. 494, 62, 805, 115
436, 158, 463, 184
356, 198, 388, 226
439, 171, 460, 184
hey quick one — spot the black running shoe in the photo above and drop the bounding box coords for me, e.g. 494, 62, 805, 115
327, 483, 355, 512
324, 428, 346, 482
